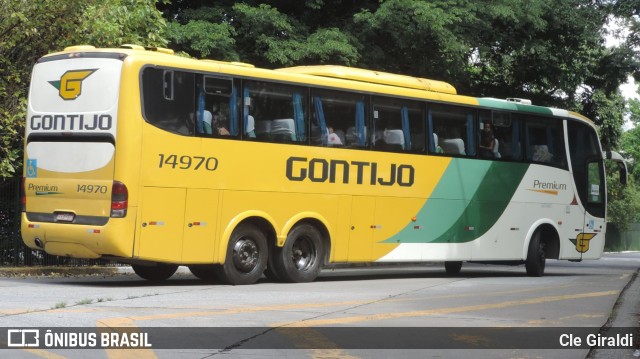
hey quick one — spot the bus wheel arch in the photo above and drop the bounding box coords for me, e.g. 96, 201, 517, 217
525, 223, 560, 277
274, 218, 330, 283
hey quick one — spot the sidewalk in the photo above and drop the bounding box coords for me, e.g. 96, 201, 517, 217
589, 270, 640, 359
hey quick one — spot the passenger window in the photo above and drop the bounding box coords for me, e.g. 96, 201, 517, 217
479, 111, 523, 160
311, 90, 366, 148
142, 68, 195, 135
244, 81, 307, 143
195, 76, 238, 137
524, 116, 566, 167
428, 104, 475, 156
372, 97, 424, 152
495, 111, 523, 160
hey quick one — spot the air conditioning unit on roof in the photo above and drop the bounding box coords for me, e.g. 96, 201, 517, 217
506, 98, 532, 105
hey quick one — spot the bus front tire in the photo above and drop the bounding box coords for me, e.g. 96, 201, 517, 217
132, 263, 178, 281
215, 223, 268, 285
274, 224, 323, 283
444, 261, 463, 274
525, 231, 546, 277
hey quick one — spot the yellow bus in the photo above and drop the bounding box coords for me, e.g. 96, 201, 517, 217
21, 45, 627, 284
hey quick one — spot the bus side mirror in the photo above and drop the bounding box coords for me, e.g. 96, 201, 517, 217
617, 161, 628, 185
604, 150, 628, 185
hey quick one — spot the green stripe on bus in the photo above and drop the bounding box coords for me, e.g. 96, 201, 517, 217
384, 159, 529, 244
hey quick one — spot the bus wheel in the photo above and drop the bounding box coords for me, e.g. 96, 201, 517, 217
444, 261, 463, 275
525, 231, 546, 277
274, 224, 323, 283
188, 264, 220, 282
215, 223, 268, 285
132, 263, 178, 281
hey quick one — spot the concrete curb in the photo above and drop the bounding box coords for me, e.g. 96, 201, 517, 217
588, 269, 640, 359
0, 266, 120, 277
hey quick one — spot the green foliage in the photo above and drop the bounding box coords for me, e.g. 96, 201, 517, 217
166, 20, 237, 59
77, 0, 168, 47
619, 100, 640, 182
353, 0, 473, 78
163, 2, 359, 67
0, 0, 167, 178
606, 165, 640, 231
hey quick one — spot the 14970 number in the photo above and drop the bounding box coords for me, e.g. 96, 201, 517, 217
158, 154, 219, 171
77, 184, 108, 193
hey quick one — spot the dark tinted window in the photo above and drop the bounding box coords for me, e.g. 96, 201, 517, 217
523, 116, 566, 168
567, 120, 604, 217
311, 89, 367, 148
141, 68, 195, 135
195, 76, 239, 137
429, 104, 475, 157
372, 97, 424, 152
244, 80, 307, 143
479, 110, 523, 161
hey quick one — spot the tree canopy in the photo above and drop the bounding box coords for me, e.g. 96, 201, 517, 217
2, 0, 640, 176
0, 0, 166, 177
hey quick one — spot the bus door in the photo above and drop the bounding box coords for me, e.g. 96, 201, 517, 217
567, 121, 607, 259
579, 158, 606, 258
580, 151, 628, 259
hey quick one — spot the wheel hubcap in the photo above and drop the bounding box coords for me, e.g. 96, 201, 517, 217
292, 236, 316, 270
233, 238, 259, 273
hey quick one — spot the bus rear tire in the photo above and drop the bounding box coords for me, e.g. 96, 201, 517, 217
525, 231, 546, 277
188, 264, 220, 282
444, 261, 463, 274
215, 223, 268, 285
132, 263, 178, 281
274, 223, 323, 283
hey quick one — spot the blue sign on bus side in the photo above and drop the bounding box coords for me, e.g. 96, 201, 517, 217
26, 159, 37, 178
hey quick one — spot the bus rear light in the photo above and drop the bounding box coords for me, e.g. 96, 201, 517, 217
111, 181, 128, 218
21, 177, 26, 212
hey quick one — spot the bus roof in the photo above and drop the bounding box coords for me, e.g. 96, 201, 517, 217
277, 65, 457, 95
45, 45, 595, 125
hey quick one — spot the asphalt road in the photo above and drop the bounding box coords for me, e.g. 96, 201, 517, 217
0, 252, 639, 359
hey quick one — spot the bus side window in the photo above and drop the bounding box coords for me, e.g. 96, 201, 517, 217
429, 104, 474, 157
244, 81, 307, 144
312, 89, 366, 148
196, 76, 238, 137
524, 116, 566, 167
372, 97, 423, 152
491, 112, 523, 161
142, 68, 195, 136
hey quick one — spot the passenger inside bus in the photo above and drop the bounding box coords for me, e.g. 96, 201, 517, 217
199, 103, 231, 136
212, 109, 230, 136
479, 121, 499, 159
328, 126, 343, 145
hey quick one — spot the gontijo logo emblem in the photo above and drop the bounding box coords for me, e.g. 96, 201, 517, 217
48, 69, 97, 100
